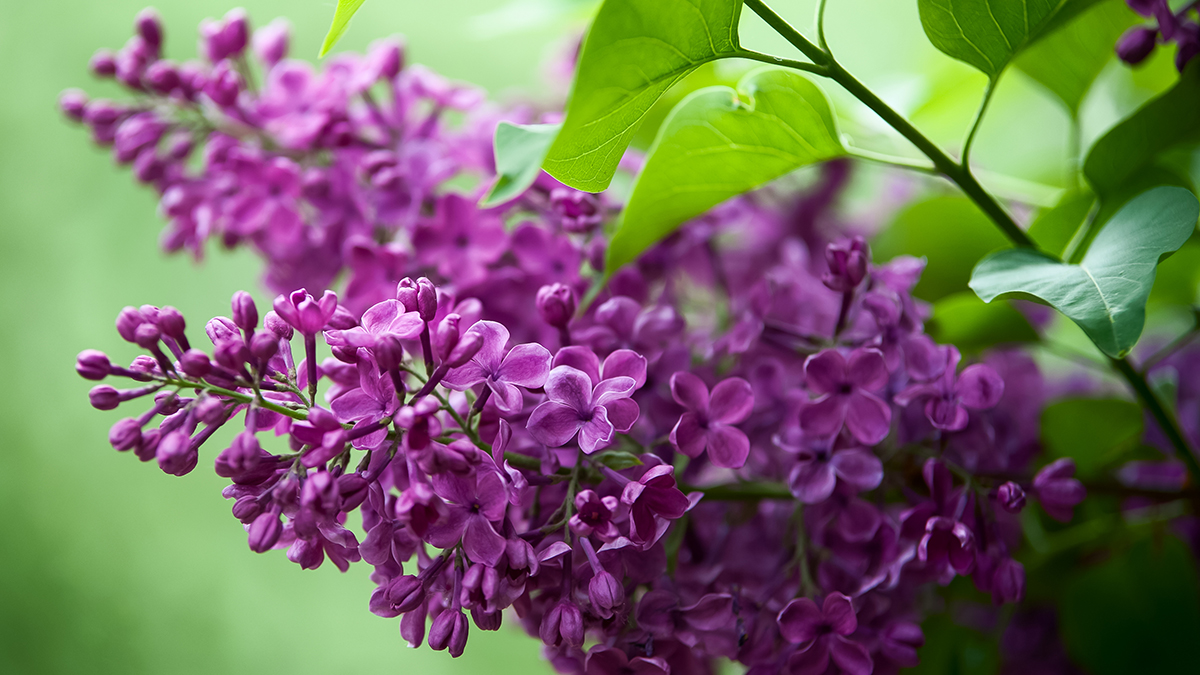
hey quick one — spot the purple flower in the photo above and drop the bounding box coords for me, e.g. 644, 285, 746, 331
527, 365, 638, 454
568, 489, 620, 540
273, 288, 338, 335
1033, 458, 1086, 523
329, 357, 399, 450
895, 346, 1004, 432
441, 321, 551, 414
584, 646, 669, 675
777, 592, 873, 675
426, 471, 508, 566
412, 195, 506, 286
822, 236, 869, 292
621, 465, 691, 548
800, 348, 892, 445
328, 297, 423, 348
786, 440, 883, 504
668, 372, 754, 469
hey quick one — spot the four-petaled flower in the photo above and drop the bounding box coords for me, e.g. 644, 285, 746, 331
441, 321, 551, 414
527, 365, 638, 454
800, 348, 892, 445
895, 345, 1004, 431
777, 592, 873, 675
668, 372, 754, 469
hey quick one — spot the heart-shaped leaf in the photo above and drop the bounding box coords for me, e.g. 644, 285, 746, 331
607, 68, 844, 275
480, 122, 562, 207
320, 0, 367, 57
918, 0, 1063, 78
543, 0, 744, 192
970, 186, 1199, 357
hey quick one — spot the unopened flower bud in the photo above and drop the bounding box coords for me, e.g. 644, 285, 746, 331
1117, 26, 1158, 65
155, 390, 185, 416
231, 290, 258, 331
135, 428, 161, 462
338, 473, 370, 511
435, 314, 461, 360
249, 330, 279, 362
157, 429, 198, 476
213, 339, 250, 370
396, 278, 419, 312
89, 385, 121, 410
253, 19, 289, 66
445, 330, 484, 368
221, 8, 249, 56
134, 8, 163, 50
328, 305, 358, 330
471, 607, 502, 631
401, 604, 427, 648
248, 511, 282, 552
90, 49, 117, 77
76, 350, 112, 380
109, 418, 143, 451
144, 60, 180, 94
429, 608, 469, 657
822, 236, 870, 292
540, 600, 583, 647
116, 306, 146, 342
264, 310, 293, 340
194, 396, 229, 425
588, 571, 623, 619
416, 277, 438, 322
387, 575, 426, 614
537, 283, 575, 329
204, 60, 240, 106
156, 306, 186, 339
59, 89, 88, 121
374, 335, 404, 371
231, 495, 262, 522
991, 558, 1025, 604
179, 349, 212, 377
995, 481, 1026, 513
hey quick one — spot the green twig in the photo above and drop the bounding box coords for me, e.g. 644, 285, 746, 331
1110, 357, 1200, 483
961, 77, 997, 167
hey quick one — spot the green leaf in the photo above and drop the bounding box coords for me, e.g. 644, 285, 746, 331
543, 0, 744, 192
1149, 234, 1200, 306
1027, 189, 1095, 257
595, 450, 644, 470
906, 613, 998, 675
606, 69, 843, 274
480, 123, 562, 207
1014, 0, 1134, 115
1084, 60, 1200, 200
970, 186, 1200, 357
1041, 398, 1143, 477
926, 291, 1039, 352
1061, 536, 1200, 675
917, 0, 1060, 78
873, 196, 1010, 302
319, 0, 367, 57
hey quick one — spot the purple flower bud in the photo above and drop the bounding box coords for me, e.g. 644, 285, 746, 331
143, 60, 180, 94
117, 306, 146, 342
1033, 458, 1086, 523
374, 335, 404, 371
550, 188, 603, 233
537, 283, 576, 329
59, 89, 88, 121
444, 327, 484, 368
540, 600, 583, 647
109, 418, 143, 451
253, 19, 289, 66
220, 8, 249, 56
90, 49, 117, 77
135, 428, 161, 462
822, 236, 870, 292
89, 385, 121, 410
429, 608, 469, 657
301, 470, 341, 517
248, 511, 282, 552
396, 278, 419, 312
204, 60, 240, 107
156, 306, 186, 340
205, 316, 240, 343
157, 430, 198, 476
471, 608, 502, 631
338, 473, 370, 511
213, 339, 250, 370
264, 310, 293, 340
435, 314, 461, 359
155, 390, 186, 415
996, 481, 1026, 513
991, 558, 1025, 605
179, 349, 212, 377
1117, 26, 1158, 65
215, 431, 262, 480
416, 277, 438, 322
194, 396, 229, 425
588, 571, 623, 619
231, 291, 258, 331
134, 8, 163, 50
231, 495, 261, 522
129, 355, 159, 378
249, 330, 279, 362
114, 114, 166, 163
76, 350, 112, 380
327, 305, 358, 330
388, 575, 426, 614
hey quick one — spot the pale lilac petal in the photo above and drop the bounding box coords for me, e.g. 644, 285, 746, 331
846, 348, 888, 391
465, 320, 509, 372
670, 412, 708, 458
925, 398, 969, 431
487, 379, 524, 415
593, 376, 636, 407
830, 449, 883, 492
602, 349, 647, 388
527, 401, 583, 447
338, 326, 377, 348
804, 350, 846, 395
442, 361, 488, 390
577, 406, 615, 454
709, 377, 754, 424
799, 395, 846, 437
462, 515, 506, 566
957, 364, 1004, 410
497, 343, 552, 388
595, 297, 640, 336
706, 425, 750, 469
777, 598, 823, 644
845, 391, 891, 445
545, 366, 594, 414
553, 346, 601, 386
330, 389, 380, 423
604, 398, 640, 433
830, 635, 873, 675
475, 471, 508, 521
823, 592, 857, 635
669, 371, 709, 412
788, 461, 837, 504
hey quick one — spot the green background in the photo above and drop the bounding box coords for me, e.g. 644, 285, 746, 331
0, 0, 1179, 672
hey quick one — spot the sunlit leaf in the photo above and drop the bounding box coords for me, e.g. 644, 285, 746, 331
319, 0, 367, 57
481, 122, 562, 207
917, 0, 1060, 78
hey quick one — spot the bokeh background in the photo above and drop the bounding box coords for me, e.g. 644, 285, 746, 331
0, 0, 1185, 672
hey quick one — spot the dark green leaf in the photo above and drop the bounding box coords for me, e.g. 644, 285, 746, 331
917, 0, 1059, 78
1041, 398, 1143, 476
319, 0, 367, 57
873, 196, 1009, 302
1027, 189, 1095, 257
595, 450, 644, 470
543, 0, 744, 192
926, 291, 1039, 351
970, 186, 1199, 357
905, 613, 998, 675
480, 123, 562, 207
1014, 0, 1133, 114
1061, 536, 1200, 675
1084, 60, 1200, 200
606, 69, 843, 274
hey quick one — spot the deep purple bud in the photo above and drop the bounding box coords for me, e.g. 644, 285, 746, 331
540, 600, 584, 647
332, 345, 359, 364
89, 385, 121, 411
215, 431, 262, 479
116, 306, 146, 342
179, 349, 212, 377
329, 306, 358, 331
135, 428, 161, 462
232, 291, 258, 331
144, 60, 180, 94
396, 278, 419, 312
129, 355, 159, 378
109, 418, 143, 451
231, 495, 261, 522
205, 60, 240, 107
76, 350, 112, 380
156, 306, 186, 340
220, 8, 249, 56
429, 609, 469, 657
134, 8, 163, 49
1033, 458, 1086, 523
338, 473, 370, 511
155, 390, 186, 416
90, 49, 117, 77
264, 310, 293, 340
374, 40, 404, 79
248, 511, 282, 552
588, 571, 623, 619
822, 236, 870, 292
537, 283, 576, 329
416, 277, 437, 322
213, 339, 250, 370
374, 335, 404, 371
387, 575, 426, 614
301, 471, 340, 517
249, 330, 279, 362
996, 481, 1026, 513
1117, 26, 1158, 65
194, 396, 229, 425
471, 608, 502, 631
445, 330, 484, 369
157, 429, 198, 476
991, 559, 1025, 604
273, 289, 339, 335
60, 89, 88, 121
253, 19, 289, 66
435, 314, 461, 360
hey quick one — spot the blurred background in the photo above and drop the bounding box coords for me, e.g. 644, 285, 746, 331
0, 0, 1187, 672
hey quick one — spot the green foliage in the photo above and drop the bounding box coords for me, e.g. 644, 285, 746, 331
607, 69, 843, 274
873, 195, 1009, 302
1149, 234, 1200, 306
319, 0, 368, 57
1040, 398, 1143, 477
970, 186, 1199, 357
1014, 0, 1133, 115
594, 450, 644, 470
1027, 189, 1095, 258
926, 292, 1039, 352
1061, 536, 1200, 675
906, 613, 999, 675
481, 123, 562, 207
543, 0, 744, 192
916, 0, 1059, 79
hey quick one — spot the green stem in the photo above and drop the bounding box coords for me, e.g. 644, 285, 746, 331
742, 0, 829, 65
1110, 357, 1200, 482
814, 0, 830, 50
734, 49, 827, 75
162, 377, 309, 422
961, 77, 997, 167
844, 146, 938, 174
682, 481, 792, 500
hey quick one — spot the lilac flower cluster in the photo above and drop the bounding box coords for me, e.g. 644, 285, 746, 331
1117, 0, 1200, 70
72, 10, 1097, 675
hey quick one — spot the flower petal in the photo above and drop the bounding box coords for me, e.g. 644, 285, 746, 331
777, 598, 823, 644
830, 635, 874, 675
552, 346, 601, 386
845, 391, 891, 445
602, 349, 648, 388
578, 406, 615, 454
957, 364, 1005, 410
669, 412, 708, 458
788, 460, 837, 504
544, 366, 594, 414
846, 348, 888, 391
465, 320, 509, 372
823, 592, 858, 635
799, 395, 846, 437
593, 376, 637, 407
526, 401, 584, 447
804, 350, 846, 395
669, 371, 709, 412
487, 380, 525, 415
830, 449, 884, 492
706, 425, 750, 469
709, 377, 754, 424
604, 398, 640, 433
462, 515, 506, 567
498, 342, 552, 389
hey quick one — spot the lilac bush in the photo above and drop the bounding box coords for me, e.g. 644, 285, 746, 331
65, 3, 1200, 674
